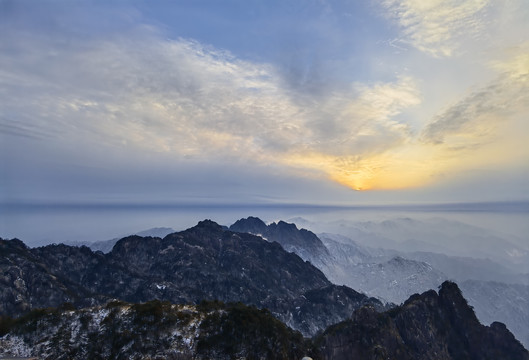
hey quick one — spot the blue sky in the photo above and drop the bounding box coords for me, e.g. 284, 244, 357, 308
1, 0, 528, 206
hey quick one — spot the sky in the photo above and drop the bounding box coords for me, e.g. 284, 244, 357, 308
1, 0, 529, 207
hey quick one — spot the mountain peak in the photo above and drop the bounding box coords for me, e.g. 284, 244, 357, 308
230, 217, 267, 234
191, 219, 225, 232
0, 238, 28, 251
439, 280, 463, 297
276, 220, 298, 229
231, 217, 328, 250
438, 280, 480, 324
318, 282, 529, 359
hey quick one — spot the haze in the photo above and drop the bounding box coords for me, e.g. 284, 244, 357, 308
1, 0, 528, 243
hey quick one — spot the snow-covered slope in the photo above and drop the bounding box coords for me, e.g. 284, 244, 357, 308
295, 216, 529, 273
0, 300, 311, 359
318, 233, 445, 304
461, 280, 529, 349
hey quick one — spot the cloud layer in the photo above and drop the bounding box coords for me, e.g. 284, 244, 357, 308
0, 20, 424, 192
1, 0, 528, 203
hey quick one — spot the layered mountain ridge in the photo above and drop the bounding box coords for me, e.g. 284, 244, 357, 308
229, 216, 529, 348
0, 220, 384, 337
1, 217, 528, 359
1, 282, 526, 360
230, 216, 332, 270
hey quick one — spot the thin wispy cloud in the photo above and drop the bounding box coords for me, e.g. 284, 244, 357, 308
0, 22, 422, 187
423, 47, 529, 149
381, 0, 490, 57
423, 83, 524, 148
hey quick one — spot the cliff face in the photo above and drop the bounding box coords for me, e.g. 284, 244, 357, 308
316, 281, 529, 360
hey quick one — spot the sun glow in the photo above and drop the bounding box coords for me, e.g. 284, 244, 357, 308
282, 145, 440, 192
282, 139, 497, 192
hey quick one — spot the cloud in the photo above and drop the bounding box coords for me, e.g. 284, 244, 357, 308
1, 0, 527, 202
281, 77, 421, 190
422, 48, 529, 148
380, 0, 490, 57
304, 42, 529, 191
0, 15, 423, 193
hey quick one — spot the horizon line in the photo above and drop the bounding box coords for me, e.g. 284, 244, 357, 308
2, 200, 529, 213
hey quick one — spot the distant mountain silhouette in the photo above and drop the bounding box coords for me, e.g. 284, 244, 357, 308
230, 216, 333, 271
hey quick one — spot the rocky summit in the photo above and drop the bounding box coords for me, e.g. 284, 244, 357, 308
230, 216, 332, 269
315, 281, 529, 360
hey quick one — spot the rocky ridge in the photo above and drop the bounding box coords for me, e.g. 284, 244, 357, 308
228, 217, 529, 348
230, 216, 332, 270
316, 281, 529, 360
0, 220, 384, 336
1, 282, 526, 360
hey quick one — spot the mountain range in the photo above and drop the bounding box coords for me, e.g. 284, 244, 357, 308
221, 216, 529, 348
290, 216, 529, 273
0, 220, 384, 337
1, 282, 526, 359
1, 217, 528, 359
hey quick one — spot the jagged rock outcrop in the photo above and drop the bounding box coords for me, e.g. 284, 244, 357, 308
316, 281, 529, 360
230, 217, 332, 269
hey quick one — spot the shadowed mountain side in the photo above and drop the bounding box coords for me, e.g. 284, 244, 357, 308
1, 282, 526, 359
0, 239, 110, 315
316, 281, 529, 360
0, 220, 384, 336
